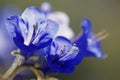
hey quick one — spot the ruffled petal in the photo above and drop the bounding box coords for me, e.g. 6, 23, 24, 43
80, 18, 92, 34
22, 6, 45, 46
48, 12, 74, 39
87, 35, 107, 58
21, 6, 45, 26
18, 16, 28, 41
50, 36, 79, 61
33, 19, 59, 47
6, 16, 21, 38
54, 36, 72, 50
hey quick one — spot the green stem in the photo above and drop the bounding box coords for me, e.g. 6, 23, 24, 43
8, 65, 26, 80
0, 49, 44, 80
30, 67, 43, 80
1, 54, 24, 80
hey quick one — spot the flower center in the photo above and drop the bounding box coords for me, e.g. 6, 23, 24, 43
60, 43, 79, 54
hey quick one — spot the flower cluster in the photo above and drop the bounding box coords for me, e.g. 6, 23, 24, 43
3, 2, 108, 79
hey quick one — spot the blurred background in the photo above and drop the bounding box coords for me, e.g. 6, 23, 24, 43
0, 0, 120, 80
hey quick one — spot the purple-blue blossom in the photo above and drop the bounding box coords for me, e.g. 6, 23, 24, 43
74, 18, 107, 59
42, 36, 80, 74
6, 6, 59, 58
40, 2, 74, 39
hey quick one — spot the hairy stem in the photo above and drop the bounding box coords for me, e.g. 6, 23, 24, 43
30, 67, 43, 80
1, 54, 23, 80
0, 49, 44, 80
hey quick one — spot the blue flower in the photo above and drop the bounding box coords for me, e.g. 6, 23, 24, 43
42, 36, 79, 74
40, 2, 74, 39
74, 18, 107, 59
6, 6, 58, 58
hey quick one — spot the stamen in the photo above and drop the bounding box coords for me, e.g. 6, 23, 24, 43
67, 49, 71, 52
90, 30, 109, 41
73, 43, 76, 46
60, 44, 67, 53
75, 48, 79, 52
64, 44, 66, 47
97, 33, 109, 41
96, 30, 106, 37
60, 49, 64, 52
33, 25, 37, 30
96, 30, 109, 41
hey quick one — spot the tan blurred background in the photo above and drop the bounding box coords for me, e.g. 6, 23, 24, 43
0, 0, 120, 80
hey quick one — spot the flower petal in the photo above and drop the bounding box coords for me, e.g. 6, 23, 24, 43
33, 19, 59, 47
6, 16, 21, 38
48, 12, 74, 39
18, 17, 28, 41
87, 35, 107, 58
21, 6, 45, 26
22, 6, 45, 46
80, 18, 92, 34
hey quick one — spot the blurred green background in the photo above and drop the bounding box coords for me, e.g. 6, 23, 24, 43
0, 0, 120, 80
